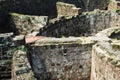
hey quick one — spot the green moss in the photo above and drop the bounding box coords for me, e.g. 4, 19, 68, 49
115, 9, 120, 13
14, 45, 27, 52
31, 74, 35, 80
24, 16, 31, 23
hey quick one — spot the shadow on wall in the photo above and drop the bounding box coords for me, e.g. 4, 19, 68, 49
8, 14, 20, 35
26, 47, 53, 80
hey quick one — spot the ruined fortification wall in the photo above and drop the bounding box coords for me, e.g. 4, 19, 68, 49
12, 50, 34, 80
0, 33, 14, 80
108, 0, 120, 10
27, 37, 93, 80
9, 13, 48, 35
56, 2, 82, 17
39, 10, 120, 37
27, 27, 120, 80
0, 0, 109, 16
91, 27, 120, 80
91, 42, 120, 80
58, 0, 109, 11
6, 10, 120, 37
0, 0, 111, 35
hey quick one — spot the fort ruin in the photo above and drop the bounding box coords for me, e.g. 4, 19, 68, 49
0, 0, 120, 80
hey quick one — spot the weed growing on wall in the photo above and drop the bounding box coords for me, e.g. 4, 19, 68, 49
14, 45, 27, 52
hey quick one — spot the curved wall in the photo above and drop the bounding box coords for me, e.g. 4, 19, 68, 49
91, 27, 120, 80
91, 42, 120, 80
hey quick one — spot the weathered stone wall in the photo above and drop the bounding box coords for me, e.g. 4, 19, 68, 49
12, 50, 35, 80
108, 0, 120, 10
0, 33, 14, 80
91, 42, 120, 80
0, 0, 111, 35
56, 2, 82, 17
39, 10, 120, 37
27, 37, 93, 80
91, 27, 120, 80
9, 13, 48, 35
0, 33, 35, 80
58, 0, 110, 11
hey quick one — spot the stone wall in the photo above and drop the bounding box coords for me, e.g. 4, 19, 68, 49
0, 0, 111, 35
91, 27, 120, 80
0, 0, 110, 16
0, 33, 35, 80
12, 50, 35, 80
0, 33, 14, 80
9, 13, 48, 35
27, 37, 93, 80
39, 10, 120, 37
91, 42, 120, 80
108, 0, 120, 10
58, 0, 110, 11
27, 27, 120, 80
56, 2, 82, 17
